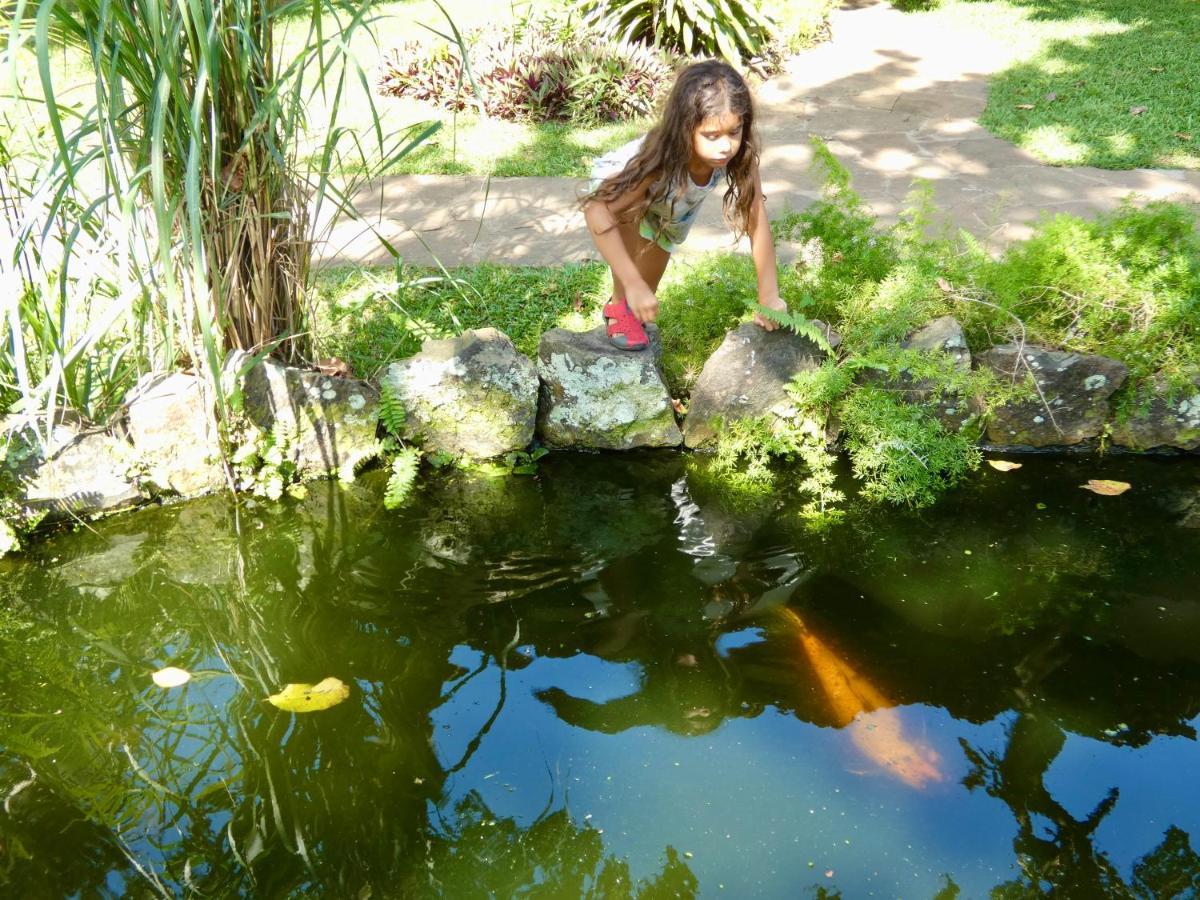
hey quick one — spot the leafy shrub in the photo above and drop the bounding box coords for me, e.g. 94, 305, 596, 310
758, 0, 834, 52
578, 0, 775, 64
378, 17, 671, 125
963, 201, 1200, 386
890, 0, 942, 10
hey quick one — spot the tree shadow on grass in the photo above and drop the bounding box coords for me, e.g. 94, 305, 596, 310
970, 0, 1200, 168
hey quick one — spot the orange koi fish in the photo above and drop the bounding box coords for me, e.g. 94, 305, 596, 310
779, 608, 944, 789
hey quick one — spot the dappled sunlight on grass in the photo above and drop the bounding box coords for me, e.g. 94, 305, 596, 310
923, 0, 1200, 169
376, 115, 651, 177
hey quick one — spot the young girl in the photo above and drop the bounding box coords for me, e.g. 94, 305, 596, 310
583, 59, 787, 350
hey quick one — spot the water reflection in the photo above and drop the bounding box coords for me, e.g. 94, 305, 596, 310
0, 455, 1198, 896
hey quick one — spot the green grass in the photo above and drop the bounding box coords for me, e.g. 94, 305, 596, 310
311, 262, 611, 378
359, 116, 651, 177
911, 0, 1200, 169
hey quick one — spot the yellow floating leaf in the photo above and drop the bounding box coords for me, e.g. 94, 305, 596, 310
151, 666, 191, 688
267, 677, 350, 713
987, 460, 1023, 472
1081, 479, 1131, 496
1015, 103, 1035, 110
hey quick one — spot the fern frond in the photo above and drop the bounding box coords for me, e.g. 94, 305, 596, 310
384, 448, 421, 510
379, 385, 407, 438
755, 304, 835, 355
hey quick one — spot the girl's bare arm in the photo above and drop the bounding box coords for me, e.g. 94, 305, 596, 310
747, 166, 786, 330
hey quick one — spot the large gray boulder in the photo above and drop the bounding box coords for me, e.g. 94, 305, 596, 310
233, 354, 381, 477
1110, 374, 1200, 451
537, 325, 681, 450
979, 344, 1128, 447
124, 373, 225, 496
1, 418, 142, 521
683, 323, 831, 449
382, 328, 539, 458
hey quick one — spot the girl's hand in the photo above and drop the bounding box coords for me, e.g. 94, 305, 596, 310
753, 294, 787, 331
627, 284, 659, 323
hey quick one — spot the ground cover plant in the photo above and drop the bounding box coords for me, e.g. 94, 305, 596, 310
900, 0, 1200, 169
378, 14, 672, 125
761, 138, 1200, 512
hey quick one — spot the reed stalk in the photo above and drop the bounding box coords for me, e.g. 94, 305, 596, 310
2, 0, 436, 430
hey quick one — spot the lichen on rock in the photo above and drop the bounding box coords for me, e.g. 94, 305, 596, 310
231, 352, 382, 477
382, 328, 539, 458
979, 344, 1128, 447
1111, 374, 1200, 451
536, 325, 681, 450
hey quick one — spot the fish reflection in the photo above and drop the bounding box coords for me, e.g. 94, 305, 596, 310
778, 608, 945, 789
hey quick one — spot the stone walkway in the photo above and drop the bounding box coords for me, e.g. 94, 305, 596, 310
317, 0, 1200, 269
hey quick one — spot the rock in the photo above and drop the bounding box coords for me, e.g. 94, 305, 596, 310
903, 315, 971, 371
234, 353, 381, 477
382, 328, 539, 458
1110, 374, 1200, 451
979, 344, 1128, 447
1, 418, 143, 521
536, 325, 681, 450
683, 322, 828, 449
897, 316, 974, 432
124, 373, 225, 496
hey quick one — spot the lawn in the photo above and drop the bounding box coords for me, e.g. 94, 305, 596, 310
908, 0, 1200, 169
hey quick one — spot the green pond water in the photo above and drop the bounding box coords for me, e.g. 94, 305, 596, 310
2, 453, 1200, 898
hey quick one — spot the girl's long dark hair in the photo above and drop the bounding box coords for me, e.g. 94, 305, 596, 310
583, 60, 760, 243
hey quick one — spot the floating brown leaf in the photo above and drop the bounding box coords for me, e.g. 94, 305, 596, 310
267, 677, 350, 712
1016, 104, 1035, 110
1081, 479, 1131, 496
987, 460, 1022, 472
1130, 106, 1148, 116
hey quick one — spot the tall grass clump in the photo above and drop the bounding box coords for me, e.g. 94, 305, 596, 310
2, 0, 434, 432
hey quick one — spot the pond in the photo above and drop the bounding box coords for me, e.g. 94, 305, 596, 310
2, 453, 1199, 897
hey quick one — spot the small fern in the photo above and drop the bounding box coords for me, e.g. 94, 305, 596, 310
384, 448, 421, 510
754, 301, 835, 355
379, 384, 407, 438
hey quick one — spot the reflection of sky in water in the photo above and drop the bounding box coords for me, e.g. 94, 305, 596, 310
431, 648, 1032, 896
1049, 722, 1200, 878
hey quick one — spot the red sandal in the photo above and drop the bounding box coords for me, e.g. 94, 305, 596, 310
603, 298, 649, 351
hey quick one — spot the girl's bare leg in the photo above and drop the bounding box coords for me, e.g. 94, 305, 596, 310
609, 218, 670, 312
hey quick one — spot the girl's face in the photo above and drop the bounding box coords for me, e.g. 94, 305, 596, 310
691, 110, 743, 174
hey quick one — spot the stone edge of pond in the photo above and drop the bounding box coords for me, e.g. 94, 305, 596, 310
3, 318, 1198, 554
